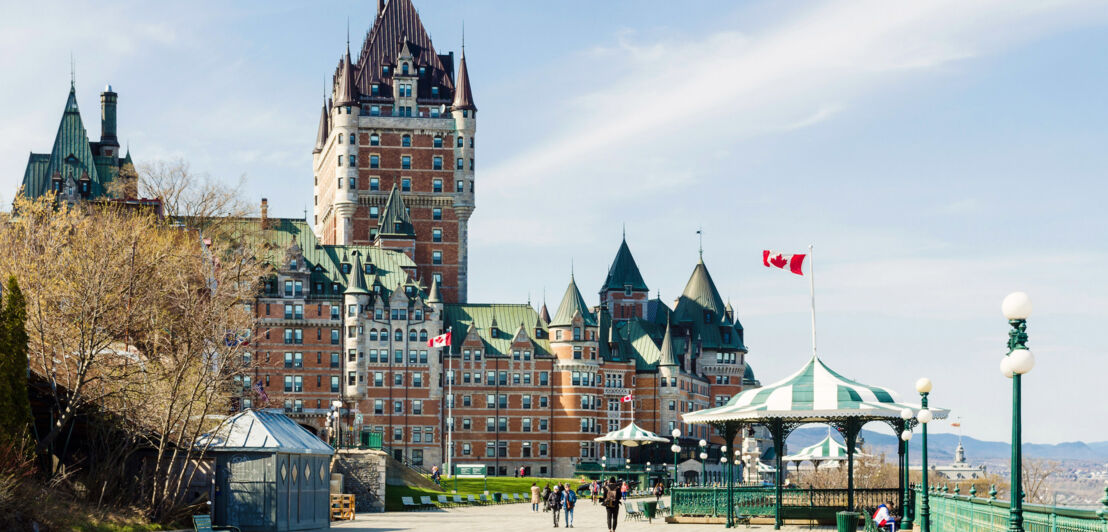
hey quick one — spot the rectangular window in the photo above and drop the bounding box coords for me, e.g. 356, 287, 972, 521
413, 400, 422, 415
432, 208, 442, 220
539, 372, 549, 386
331, 329, 340, 344
330, 376, 339, 392
433, 136, 443, 148
540, 397, 548, 408
433, 157, 443, 170
433, 179, 442, 192
539, 419, 548, 431
370, 177, 379, 191
401, 177, 411, 191
394, 400, 402, 414
432, 228, 442, 242
394, 373, 403, 386
456, 180, 464, 192
462, 443, 471, 455
401, 156, 411, 169
374, 400, 383, 414
370, 155, 379, 168
462, 418, 471, 430
486, 417, 495, 432
413, 374, 423, 387
522, 418, 532, 432
456, 157, 464, 170
432, 251, 442, 265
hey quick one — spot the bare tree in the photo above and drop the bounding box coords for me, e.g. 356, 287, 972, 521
138, 159, 254, 236
1022, 458, 1060, 504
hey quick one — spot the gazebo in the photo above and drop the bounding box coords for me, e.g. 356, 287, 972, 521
784, 428, 865, 480
594, 421, 670, 446
682, 355, 948, 529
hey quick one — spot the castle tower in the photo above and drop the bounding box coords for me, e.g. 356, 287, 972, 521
98, 85, 120, 157
312, 0, 476, 303
599, 235, 649, 322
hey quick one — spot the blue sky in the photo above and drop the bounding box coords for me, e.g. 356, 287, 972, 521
2, 0, 1106, 444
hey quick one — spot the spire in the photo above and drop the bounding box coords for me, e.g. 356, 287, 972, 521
696, 227, 704, 262
602, 235, 648, 293
658, 317, 677, 367
335, 47, 358, 106
550, 275, 595, 327
427, 275, 441, 303
70, 52, 76, 89
539, 302, 551, 325
377, 184, 415, 237
313, 95, 329, 153
344, 252, 370, 295
452, 47, 477, 111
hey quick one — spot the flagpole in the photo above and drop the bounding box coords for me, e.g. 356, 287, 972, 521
445, 326, 453, 485
809, 244, 817, 358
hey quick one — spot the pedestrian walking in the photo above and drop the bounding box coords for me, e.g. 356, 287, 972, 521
601, 477, 622, 532
590, 480, 599, 504
653, 481, 664, 501
547, 485, 563, 527
541, 484, 551, 512
563, 483, 577, 527
531, 482, 542, 512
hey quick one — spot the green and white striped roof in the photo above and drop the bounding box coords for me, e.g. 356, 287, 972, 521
594, 422, 670, 447
784, 431, 860, 462
684, 355, 948, 424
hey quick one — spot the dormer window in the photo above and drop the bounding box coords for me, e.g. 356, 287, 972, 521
342, 263, 351, 274
372, 84, 380, 96
402, 63, 409, 75
704, 311, 713, 324
419, 66, 426, 76
382, 65, 389, 76
290, 260, 298, 270
332, 282, 340, 293
431, 86, 439, 97
365, 263, 375, 274
624, 284, 633, 296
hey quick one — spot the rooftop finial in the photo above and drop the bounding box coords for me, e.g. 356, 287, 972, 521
461, 20, 465, 53
622, 223, 626, 240
697, 227, 703, 260
346, 16, 350, 53
69, 52, 75, 88
570, 258, 574, 279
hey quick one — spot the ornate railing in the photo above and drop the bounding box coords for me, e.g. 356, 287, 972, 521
672, 486, 901, 518
917, 486, 1107, 532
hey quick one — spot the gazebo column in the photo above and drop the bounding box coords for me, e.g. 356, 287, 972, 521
723, 422, 738, 528
834, 418, 864, 512
768, 420, 795, 531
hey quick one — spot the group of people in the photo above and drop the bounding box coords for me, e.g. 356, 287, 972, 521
530, 482, 578, 527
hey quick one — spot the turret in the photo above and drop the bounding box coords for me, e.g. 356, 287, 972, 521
600, 234, 649, 321
332, 44, 361, 244
451, 49, 477, 302
343, 251, 371, 397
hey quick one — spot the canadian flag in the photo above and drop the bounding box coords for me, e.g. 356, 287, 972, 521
620, 395, 633, 403
763, 250, 806, 275
427, 331, 451, 348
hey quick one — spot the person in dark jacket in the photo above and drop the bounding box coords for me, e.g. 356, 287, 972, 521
541, 484, 551, 512
547, 485, 563, 527
600, 477, 622, 532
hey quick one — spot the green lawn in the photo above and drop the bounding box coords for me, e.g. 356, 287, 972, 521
384, 476, 584, 512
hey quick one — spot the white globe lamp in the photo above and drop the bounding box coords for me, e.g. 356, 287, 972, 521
671, 428, 681, 439
901, 431, 913, 441
1009, 348, 1035, 375
1000, 356, 1015, 378
900, 408, 914, 420
1002, 292, 1033, 320
916, 409, 933, 424
915, 378, 932, 394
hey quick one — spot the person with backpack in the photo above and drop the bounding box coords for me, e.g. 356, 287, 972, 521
562, 483, 577, 528
653, 481, 664, 501
601, 476, 622, 532
547, 485, 563, 527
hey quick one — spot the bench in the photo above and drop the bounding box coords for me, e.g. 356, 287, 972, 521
437, 495, 452, 507
419, 495, 437, 510
513, 493, 523, 503
192, 515, 240, 532
401, 496, 422, 511
467, 494, 478, 505
479, 494, 490, 505
453, 494, 466, 506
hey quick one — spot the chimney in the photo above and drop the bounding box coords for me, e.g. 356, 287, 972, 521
100, 85, 119, 150
260, 198, 269, 229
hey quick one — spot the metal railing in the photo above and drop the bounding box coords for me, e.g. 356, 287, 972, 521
672, 486, 901, 518
917, 486, 1107, 532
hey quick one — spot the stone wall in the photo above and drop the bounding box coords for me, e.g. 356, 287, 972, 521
333, 449, 387, 513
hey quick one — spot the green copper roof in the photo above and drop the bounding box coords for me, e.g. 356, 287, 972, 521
443, 304, 551, 357
377, 184, 414, 238
21, 85, 128, 199
672, 258, 744, 352
550, 275, 596, 327
602, 238, 648, 292
657, 319, 678, 367
227, 217, 415, 301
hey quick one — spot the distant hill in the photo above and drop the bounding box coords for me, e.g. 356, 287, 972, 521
784, 426, 1108, 464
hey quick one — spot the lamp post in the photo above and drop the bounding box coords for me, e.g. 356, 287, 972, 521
899, 414, 914, 530
699, 439, 708, 486
1002, 292, 1034, 532
331, 400, 343, 449
671, 428, 681, 487
915, 378, 934, 532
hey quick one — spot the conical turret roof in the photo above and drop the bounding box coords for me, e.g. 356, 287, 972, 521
344, 251, 370, 295
427, 275, 441, 303
452, 51, 476, 111
539, 303, 551, 325
37, 86, 101, 196
673, 257, 727, 324
550, 275, 596, 327
313, 97, 330, 153
602, 237, 648, 292
377, 184, 415, 237
335, 48, 359, 106
658, 318, 678, 367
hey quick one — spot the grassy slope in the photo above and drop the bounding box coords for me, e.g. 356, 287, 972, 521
384, 476, 584, 512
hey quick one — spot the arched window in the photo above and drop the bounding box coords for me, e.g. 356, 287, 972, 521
419, 330, 428, 342
370, 133, 380, 146
338, 134, 343, 144
369, 329, 378, 341
457, 136, 464, 148
349, 133, 356, 144
394, 329, 403, 341
402, 135, 411, 147
337, 155, 342, 166
409, 329, 417, 342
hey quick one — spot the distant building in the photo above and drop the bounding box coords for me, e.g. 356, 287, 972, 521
20, 80, 137, 203
929, 440, 987, 480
